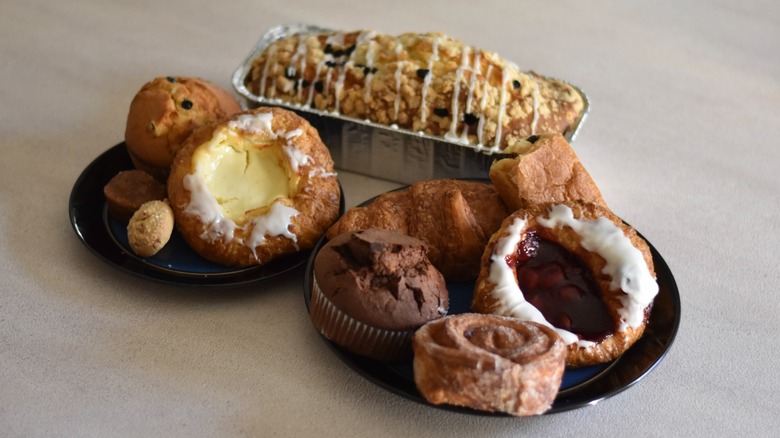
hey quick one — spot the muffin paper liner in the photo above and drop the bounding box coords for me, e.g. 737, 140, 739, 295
310, 276, 413, 361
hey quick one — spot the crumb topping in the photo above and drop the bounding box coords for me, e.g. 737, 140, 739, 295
245, 30, 584, 152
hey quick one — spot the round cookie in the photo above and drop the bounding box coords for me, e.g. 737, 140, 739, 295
127, 200, 175, 257
124, 76, 241, 180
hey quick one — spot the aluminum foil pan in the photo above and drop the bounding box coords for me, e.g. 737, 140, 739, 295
232, 24, 589, 184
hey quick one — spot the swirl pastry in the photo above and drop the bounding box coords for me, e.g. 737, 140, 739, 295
167, 107, 341, 266
489, 133, 606, 211
472, 202, 659, 366
326, 179, 508, 281
244, 30, 584, 152
412, 313, 565, 416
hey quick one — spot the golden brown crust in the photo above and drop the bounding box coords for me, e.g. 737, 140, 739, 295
244, 31, 583, 151
167, 107, 341, 266
327, 179, 508, 281
127, 200, 175, 257
489, 133, 606, 211
412, 314, 566, 416
472, 202, 656, 366
125, 76, 241, 180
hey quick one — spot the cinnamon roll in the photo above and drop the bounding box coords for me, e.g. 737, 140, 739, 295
412, 313, 565, 416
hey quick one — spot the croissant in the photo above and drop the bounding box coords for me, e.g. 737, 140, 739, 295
326, 179, 508, 281
243, 30, 584, 152
412, 313, 566, 416
489, 133, 606, 211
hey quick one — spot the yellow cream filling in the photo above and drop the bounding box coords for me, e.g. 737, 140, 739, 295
192, 131, 293, 224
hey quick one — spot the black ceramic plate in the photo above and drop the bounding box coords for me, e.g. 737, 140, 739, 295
70, 143, 345, 286
303, 187, 680, 415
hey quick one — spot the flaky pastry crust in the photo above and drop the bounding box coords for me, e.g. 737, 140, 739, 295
490, 133, 606, 211
472, 202, 656, 366
412, 314, 565, 416
167, 107, 341, 266
326, 179, 507, 281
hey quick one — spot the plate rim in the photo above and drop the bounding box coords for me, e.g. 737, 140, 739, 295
69, 142, 345, 286
302, 183, 681, 416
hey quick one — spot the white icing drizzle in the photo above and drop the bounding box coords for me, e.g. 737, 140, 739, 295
293, 36, 308, 101
333, 31, 376, 114
245, 201, 300, 253
529, 75, 541, 135
487, 217, 586, 346
282, 130, 312, 173
333, 60, 350, 114
268, 51, 279, 99
284, 128, 303, 139
536, 204, 659, 330
476, 64, 493, 148
460, 48, 481, 143
392, 42, 404, 121
182, 171, 238, 243
323, 57, 334, 98
228, 112, 276, 137
308, 167, 338, 179
363, 39, 377, 103
419, 36, 440, 126
322, 32, 345, 99
444, 46, 470, 142
491, 65, 510, 151
325, 31, 346, 47
260, 46, 278, 97
305, 61, 323, 108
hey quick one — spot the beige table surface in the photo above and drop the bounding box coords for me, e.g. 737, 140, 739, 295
2, 0, 778, 436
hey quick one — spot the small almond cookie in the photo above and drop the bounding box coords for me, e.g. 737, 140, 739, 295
127, 200, 175, 257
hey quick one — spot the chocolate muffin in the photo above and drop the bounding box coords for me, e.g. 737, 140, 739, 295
310, 228, 449, 361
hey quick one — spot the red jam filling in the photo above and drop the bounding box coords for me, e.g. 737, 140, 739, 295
514, 231, 615, 342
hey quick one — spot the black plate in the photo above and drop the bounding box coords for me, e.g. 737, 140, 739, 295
69, 143, 345, 286
303, 188, 680, 415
